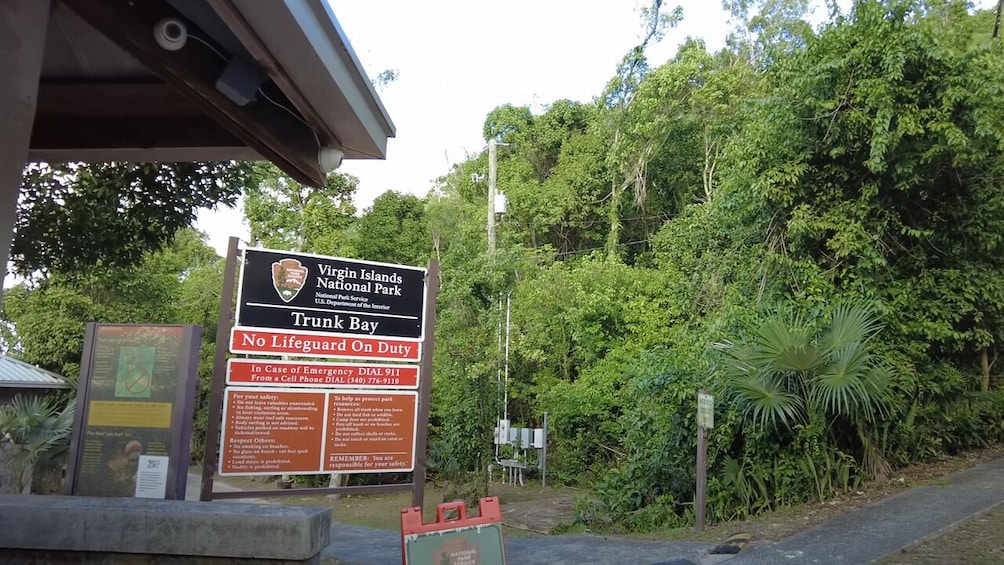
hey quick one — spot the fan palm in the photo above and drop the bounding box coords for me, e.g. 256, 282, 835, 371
715, 300, 892, 477
0, 395, 76, 494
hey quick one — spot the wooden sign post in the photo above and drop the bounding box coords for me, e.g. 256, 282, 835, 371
695, 389, 714, 531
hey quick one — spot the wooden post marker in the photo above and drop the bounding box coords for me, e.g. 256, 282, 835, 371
696, 389, 715, 531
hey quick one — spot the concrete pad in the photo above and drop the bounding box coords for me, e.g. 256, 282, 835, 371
0, 494, 330, 560
502, 496, 576, 534
186, 472, 271, 503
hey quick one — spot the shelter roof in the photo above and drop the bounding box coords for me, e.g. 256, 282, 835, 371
31, 0, 395, 187
0, 357, 70, 390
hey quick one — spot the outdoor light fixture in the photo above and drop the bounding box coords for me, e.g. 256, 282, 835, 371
153, 18, 188, 51
318, 147, 344, 173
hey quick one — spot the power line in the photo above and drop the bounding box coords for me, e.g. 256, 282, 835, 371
500, 213, 676, 229
554, 238, 655, 258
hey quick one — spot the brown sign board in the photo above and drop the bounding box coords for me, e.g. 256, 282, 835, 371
235, 248, 427, 340
219, 387, 418, 475
66, 324, 201, 499
227, 358, 419, 389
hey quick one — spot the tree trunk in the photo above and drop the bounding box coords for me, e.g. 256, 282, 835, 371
607, 178, 622, 260
19, 470, 32, 495
703, 132, 717, 201
325, 472, 347, 501
981, 346, 991, 392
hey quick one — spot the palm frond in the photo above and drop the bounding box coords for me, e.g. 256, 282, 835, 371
824, 300, 884, 350
0, 395, 75, 493
752, 312, 823, 374
811, 343, 889, 420
729, 374, 806, 429
713, 340, 760, 377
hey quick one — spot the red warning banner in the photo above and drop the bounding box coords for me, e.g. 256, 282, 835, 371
227, 359, 419, 389
230, 328, 421, 361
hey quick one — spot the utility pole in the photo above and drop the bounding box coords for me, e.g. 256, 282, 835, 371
487, 138, 498, 255
994, 0, 1002, 39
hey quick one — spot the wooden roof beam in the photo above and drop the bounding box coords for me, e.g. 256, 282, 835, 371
59, 0, 325, 187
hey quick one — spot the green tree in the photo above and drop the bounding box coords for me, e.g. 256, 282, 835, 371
244, 164, 358, 255
17, 162, 249, 276
482, 101, 611, 257
1, 229, 218, 378
722, 0, 815, 66
600, 1, 683, 258
741, 1, 1004, 387
354, 191, 431, 266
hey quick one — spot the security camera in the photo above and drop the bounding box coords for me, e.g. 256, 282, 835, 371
318, 147, 344, 173
154, 18, 188, 51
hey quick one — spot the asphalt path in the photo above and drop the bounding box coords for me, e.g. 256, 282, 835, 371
187, 455, 1004, 565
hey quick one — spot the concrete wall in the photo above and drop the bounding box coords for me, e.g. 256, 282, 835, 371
0, 495, 331, 564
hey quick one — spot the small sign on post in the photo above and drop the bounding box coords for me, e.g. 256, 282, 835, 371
697, 391, 714, 430
695, 389, 714, 532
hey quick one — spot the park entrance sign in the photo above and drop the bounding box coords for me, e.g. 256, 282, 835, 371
202, 240, 438, 508
235, 249, 427, 340
220, 388, 418, 475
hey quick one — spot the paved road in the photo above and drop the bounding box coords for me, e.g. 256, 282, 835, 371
723, 456, 1004, 564
189, 456, 1004, 565
327, 522, 711, 565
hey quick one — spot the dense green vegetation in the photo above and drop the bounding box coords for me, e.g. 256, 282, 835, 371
4, 0, 1003, 527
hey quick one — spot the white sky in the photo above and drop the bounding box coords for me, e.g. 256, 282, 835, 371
196, 0, 995, 257
196, 0, 733, 255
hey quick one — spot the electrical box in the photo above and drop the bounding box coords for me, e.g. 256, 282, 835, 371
532, 428, 544, 448
495, 419, 509, 446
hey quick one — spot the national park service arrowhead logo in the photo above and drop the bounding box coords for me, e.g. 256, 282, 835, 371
272, 258, 308, 303
432, 536, 480, 565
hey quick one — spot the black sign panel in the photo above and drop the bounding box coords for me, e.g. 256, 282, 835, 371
236, 248, 427, 340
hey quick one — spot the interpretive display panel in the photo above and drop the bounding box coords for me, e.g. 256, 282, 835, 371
67, 324, 201, 499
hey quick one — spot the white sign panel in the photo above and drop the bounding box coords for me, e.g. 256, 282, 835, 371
134, 455, 170, 499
